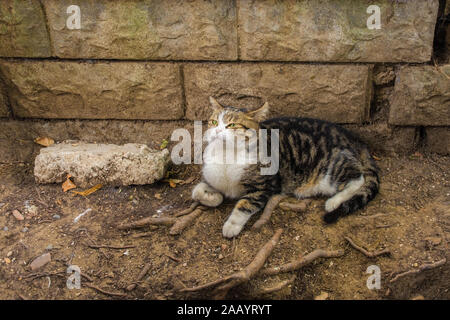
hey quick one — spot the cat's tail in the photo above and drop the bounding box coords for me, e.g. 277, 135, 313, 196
323, 149, 380, 223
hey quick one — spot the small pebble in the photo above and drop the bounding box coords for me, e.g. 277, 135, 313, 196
46, 245, 53, 251
30, 253, 51, 271
7, 251, 12, 257
4, 258, 11, 264
22, 227, 29, 233
52, 214, 61, 220
221, 244, 228, 251
3, 226, 8, 231
218, 254, 224, 260
12, 210, 24, 221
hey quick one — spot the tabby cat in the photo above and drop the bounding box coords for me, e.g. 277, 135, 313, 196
192, 97, 379, 238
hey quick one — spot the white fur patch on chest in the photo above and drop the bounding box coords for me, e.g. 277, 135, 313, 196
202, 163, 246, 199
202, 139, 251, 199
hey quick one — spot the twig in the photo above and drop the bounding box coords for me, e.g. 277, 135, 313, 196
80, 272, 93, 282
180, 228, 283, 299
390, 258, 447, 283
174, 201, 203, 217
165, 253, 180, 262
344, 237, 390, 258
84, 283, 127, 297
169, 208, 204, 235
252, 195, 288, 229
126, 263, 152, 291
23, 271, 65, 281
17, 293, 29, 300
260, 249, 344, 276
130, 231, 155, 238
117, 216, 176, 230
88, 244, 136, 250
358, 213, 387, 219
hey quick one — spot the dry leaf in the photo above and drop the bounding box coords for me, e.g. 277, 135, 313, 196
160, 139, 169, 150
72, 184, 102, 197
180, 176, 195, 185
164, 179, 184, 188
372, 154, 381, 161
34, 137, 54, 147
62, 175, 76, 192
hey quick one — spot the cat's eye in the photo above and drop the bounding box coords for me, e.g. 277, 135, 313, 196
211, 120, 218, 126
227, 123, 236, 128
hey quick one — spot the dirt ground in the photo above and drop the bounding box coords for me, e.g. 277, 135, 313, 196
0, 152, 448, 300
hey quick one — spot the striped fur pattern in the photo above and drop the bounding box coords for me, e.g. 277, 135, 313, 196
192, 97, 379, 238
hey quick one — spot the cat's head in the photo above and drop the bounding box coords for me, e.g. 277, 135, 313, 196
205, 96, 269, 143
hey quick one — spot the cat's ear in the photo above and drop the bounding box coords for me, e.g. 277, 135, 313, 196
209, 96, 224, 112
246, 102, 269, 122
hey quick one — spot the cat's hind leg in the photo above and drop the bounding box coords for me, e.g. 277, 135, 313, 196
325, 175, 365, 212
192, 181, 223, 207
222, 191, 268, 238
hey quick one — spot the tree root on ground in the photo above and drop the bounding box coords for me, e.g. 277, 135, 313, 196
344, 236, 390, 258
180, 228, 284, 299
126, 262, 152, 291
259, 249, 344, 276
117, 205, 205, 235
180, 228, 344, 299
389, 258, 447, 283
252, 195, 288, 229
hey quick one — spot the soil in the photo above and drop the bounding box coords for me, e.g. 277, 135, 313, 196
0, 152, 448, 300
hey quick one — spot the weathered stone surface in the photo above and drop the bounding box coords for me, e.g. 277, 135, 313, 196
43, 0, 237, 60
389, 65, 450, 126
0, 0, 51, 57
239, 0, 438, 62
0, 82, 8, 117
184, 63, 372, 123
344, 123, 417, 155
0, 119, 193, 163
425, 127, 450, 155
34, 142, 170, 187
0, 61, 183, 120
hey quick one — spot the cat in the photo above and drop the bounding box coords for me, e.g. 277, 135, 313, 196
192, 97, 379, 238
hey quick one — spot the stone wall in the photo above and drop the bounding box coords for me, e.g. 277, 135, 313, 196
0, 0, 449, 162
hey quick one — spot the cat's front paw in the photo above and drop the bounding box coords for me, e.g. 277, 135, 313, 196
192, 182, 223, 207
222, 219, 244, 238
222, 211, 249, 238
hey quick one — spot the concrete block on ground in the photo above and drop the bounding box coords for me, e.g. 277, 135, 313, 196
34, 142, 170, 188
